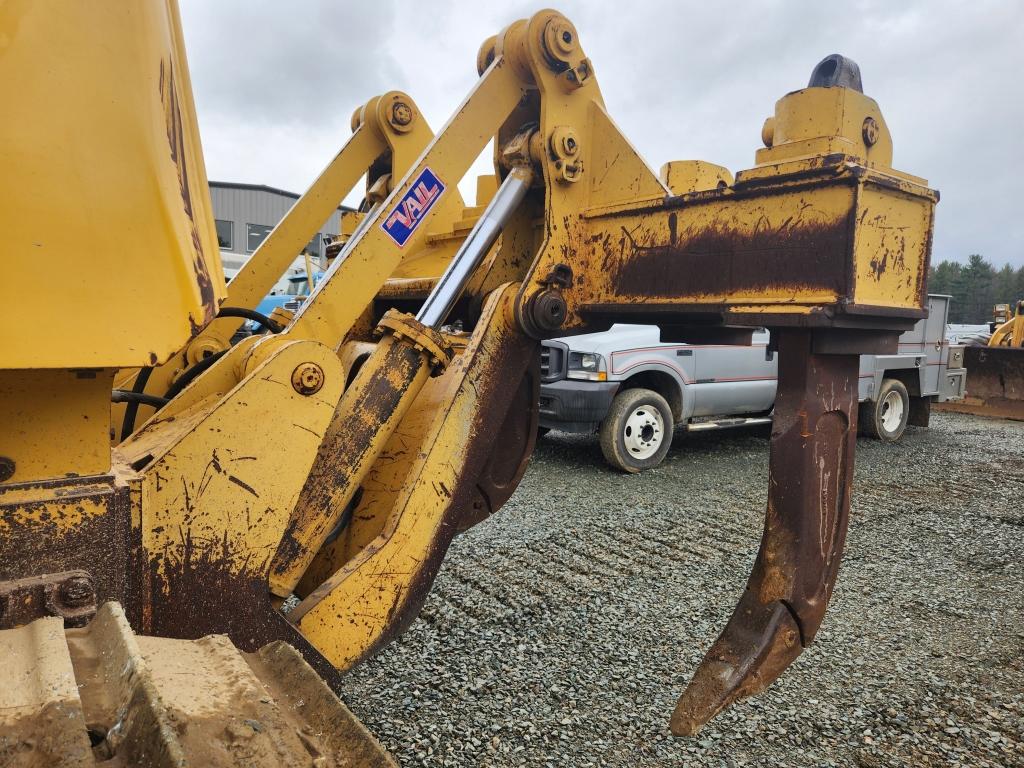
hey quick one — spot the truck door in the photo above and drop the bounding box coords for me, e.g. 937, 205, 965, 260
921, 295, 947, 395
690, 330, 777, 417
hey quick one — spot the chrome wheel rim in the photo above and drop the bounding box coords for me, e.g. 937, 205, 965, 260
880, 390, 904, 433
623, 406, 664, 459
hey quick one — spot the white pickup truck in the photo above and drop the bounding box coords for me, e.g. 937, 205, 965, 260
539, 294, 967, 472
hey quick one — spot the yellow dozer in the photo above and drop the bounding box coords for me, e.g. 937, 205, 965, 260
0, 3, 938, 764
946, 301, 1024, 420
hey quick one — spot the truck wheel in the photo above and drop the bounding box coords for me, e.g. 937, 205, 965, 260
859, 378, 910, 441
599, 388, 673, 473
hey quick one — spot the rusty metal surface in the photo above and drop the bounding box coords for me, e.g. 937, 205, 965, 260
0, 475, 135, 630
672, 330, 858, 735
612, 207, 852, 301
936, 346, 1024, 421
270, 327, 438, 597
0, 571, 97, 629
144, 526, 353, 691
290, 288, 541, 671
453, 354, 539, 533
363, 327, 540, 656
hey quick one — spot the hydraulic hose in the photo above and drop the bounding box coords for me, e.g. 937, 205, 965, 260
216, 306, 284, 333
118, 366, 153, 441
162, 350, 228, 402
112, 388, 169, 410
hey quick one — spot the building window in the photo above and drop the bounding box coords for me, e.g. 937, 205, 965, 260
246, 223, 273, 253
215, 219, 233, 250
303, 234, 321, 258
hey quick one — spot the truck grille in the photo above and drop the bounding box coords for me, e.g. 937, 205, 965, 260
540, 341, 567, 382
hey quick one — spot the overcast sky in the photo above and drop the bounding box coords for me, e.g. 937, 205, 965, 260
180, 0, 1023, 268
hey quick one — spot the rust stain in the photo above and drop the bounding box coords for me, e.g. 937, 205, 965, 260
611, 214, 851, 299
270, 339, 426, 585
159, 60, 216, 331
338, 313, 540, 668
0, 478, 136, 630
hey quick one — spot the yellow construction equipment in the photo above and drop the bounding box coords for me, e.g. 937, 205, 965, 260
946, 299, 1024, 419
989, 299, 1024, 347
0, 3, 937, 763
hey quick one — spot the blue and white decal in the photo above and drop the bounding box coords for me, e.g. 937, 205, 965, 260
380, 167, 446, 247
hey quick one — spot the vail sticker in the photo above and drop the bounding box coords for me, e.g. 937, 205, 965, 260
381, 167, 445, 247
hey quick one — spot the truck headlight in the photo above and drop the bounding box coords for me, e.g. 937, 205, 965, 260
567, 351, 607, 381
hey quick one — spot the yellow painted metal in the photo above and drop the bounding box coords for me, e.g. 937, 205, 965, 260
284, 58, 526, 345
0, 369, 114, 482
990, 301, 1024, 347
660, 161, 734, 195
552, 169, 934, 320
499, 22, 935, 332
850, 182, 935, 309
181, 91, 441, 362
0, 0, 224, 369
268, 315, 450, 597
114, 91, 443, 434
0, 5, 939, 758
291, 286, 524, 667
757, 87, 894, 172
119, 339, 344, 602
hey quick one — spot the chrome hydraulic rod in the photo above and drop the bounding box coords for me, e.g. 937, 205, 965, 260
269, 165, 534, 597
416, 165, 534, 329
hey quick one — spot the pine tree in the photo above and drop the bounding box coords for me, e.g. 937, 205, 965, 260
929, 260, 964, 321
993, 264, 1016, 307
958, 255, 996, 323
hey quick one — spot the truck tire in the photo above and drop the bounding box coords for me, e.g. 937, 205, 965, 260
859, 378, 910, 441
599, 388, 673, 473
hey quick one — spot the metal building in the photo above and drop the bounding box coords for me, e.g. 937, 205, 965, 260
209, 181, 349, 285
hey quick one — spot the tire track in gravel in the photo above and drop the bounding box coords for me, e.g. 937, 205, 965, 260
345, 413, 1024, 768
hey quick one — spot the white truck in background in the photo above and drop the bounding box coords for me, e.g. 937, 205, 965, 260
539, 294, 967, 472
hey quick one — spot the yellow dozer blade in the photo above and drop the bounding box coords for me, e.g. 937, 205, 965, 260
942, 346, 1024, 421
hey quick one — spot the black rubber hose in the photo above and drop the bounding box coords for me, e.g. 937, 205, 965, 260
323, 490, 360, 545
112, 388, 169, 410
216, 306, 284, 334
163, 350, 227, 401
119, 367, 153, 442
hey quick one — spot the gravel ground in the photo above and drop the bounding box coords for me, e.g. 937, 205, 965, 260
343, 411, 1024, 767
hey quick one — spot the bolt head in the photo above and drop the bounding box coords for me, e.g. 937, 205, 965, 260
862, 116, 879, 147
0, 456, 14, 483
391, 102, 413, 127
59, 576, 95, 608
291, 363, 325, 396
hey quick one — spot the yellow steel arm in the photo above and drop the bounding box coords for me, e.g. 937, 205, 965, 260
114, 91, 454, 438
283, 58, 526, 346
